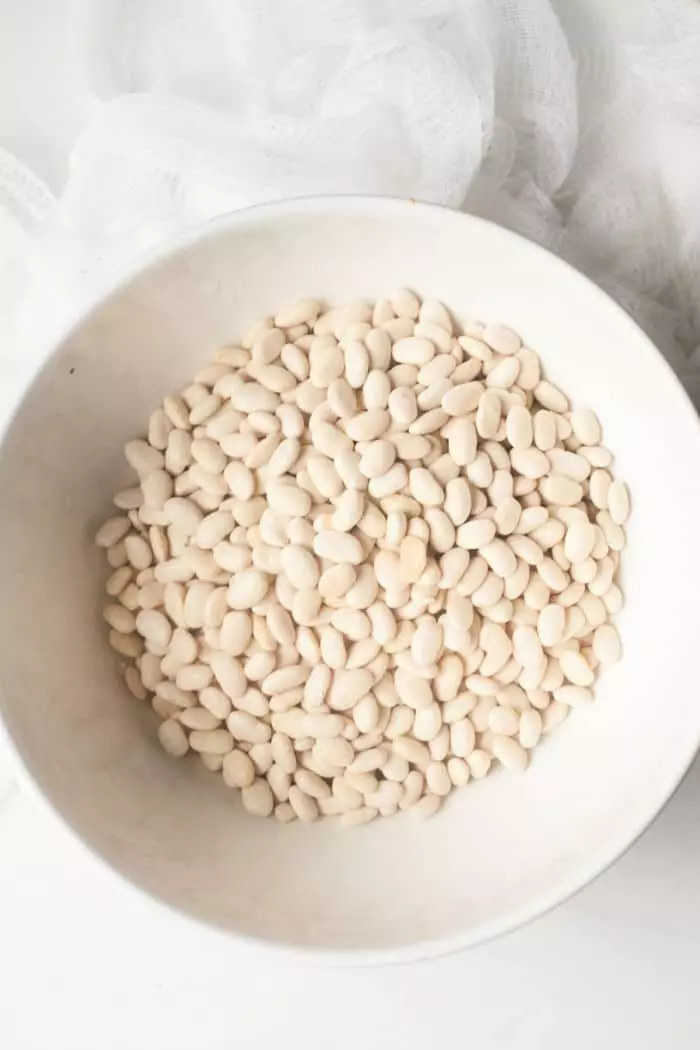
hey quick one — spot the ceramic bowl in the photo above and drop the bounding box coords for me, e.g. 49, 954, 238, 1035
1, 197, 699, 963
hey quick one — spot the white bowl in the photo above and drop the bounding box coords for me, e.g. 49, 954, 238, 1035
1, 197, 699, 965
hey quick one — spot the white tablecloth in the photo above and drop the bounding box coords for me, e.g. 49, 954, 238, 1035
1, 3, 699, 1047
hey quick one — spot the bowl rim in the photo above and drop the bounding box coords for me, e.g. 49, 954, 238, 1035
1, 193, 699, 967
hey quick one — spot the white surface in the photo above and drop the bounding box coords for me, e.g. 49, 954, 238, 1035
1, 1, 699, 1047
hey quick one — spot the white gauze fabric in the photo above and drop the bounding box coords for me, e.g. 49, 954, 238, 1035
2, 0, 700, 411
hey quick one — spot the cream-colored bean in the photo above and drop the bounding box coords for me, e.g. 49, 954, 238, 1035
387, 386, 418, 426
506, 404, 533, 449
559, 649, 595, 687
328, 668, 373, 711
222, 749, 256, 788
486, 356, 520, 389
607, 480, 630, 525
411, 619, 443, 667
157, 719, 189, 757
442, 381, 482, 416
456, 518, 496, 550
491, 734, 528, 772
188, 729, 234, 755
570, 408, 601, 445
227, 569, 270, 610
312, 531, 364, 565
359, 440, 396, 480
474, 391, 500, 440
534, 380, 568, 413
241, 779, 275, 817
196, 686, 230, 720
592, 623, 622, 664
553, 685, 592, 707
207, 653, 246, 702
539, 474, 583, 506
390, 736, 430, 769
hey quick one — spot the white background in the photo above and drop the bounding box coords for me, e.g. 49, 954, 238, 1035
1, 3, 699, 1048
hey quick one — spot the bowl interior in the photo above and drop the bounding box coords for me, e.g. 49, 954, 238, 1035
1, 199, 699, 958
